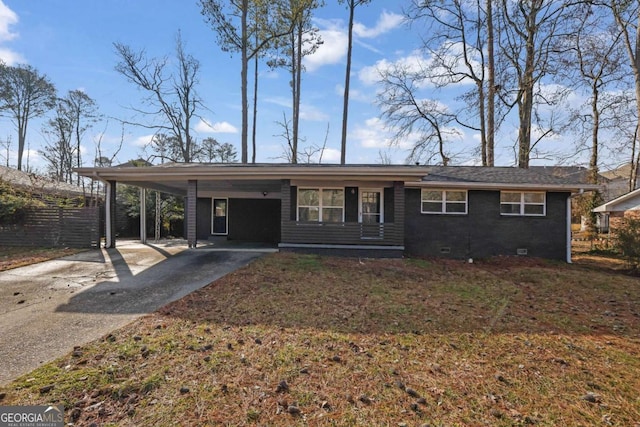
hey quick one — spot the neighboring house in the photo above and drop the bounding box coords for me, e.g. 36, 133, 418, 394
599, 163, 638, 202
76, 163, 597, 262
593, 188, 640, 235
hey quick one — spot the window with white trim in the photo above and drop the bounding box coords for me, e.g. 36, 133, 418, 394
298, 188, 344, 222
500, 191, 546, 216
421, 189, 468, 214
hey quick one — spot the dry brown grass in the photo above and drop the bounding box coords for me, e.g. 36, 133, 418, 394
0, 247, 85, 271
1, 252, 639, 426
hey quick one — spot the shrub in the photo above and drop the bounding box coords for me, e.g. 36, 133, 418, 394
0, 179, 46, 225
613, 216, 640, 267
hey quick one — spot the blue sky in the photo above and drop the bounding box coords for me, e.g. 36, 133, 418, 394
0, 0, 432, 169
0, 0, 616, 172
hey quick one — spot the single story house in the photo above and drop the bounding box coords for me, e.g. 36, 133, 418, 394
593, 187, 640, 234
76, 163, 598, 262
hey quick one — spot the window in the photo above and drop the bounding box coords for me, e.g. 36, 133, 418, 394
298, 188, 344, 222
421, 189, 467, 214
500, 191, 545, 216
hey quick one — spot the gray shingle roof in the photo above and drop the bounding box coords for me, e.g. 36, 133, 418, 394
421, 166, 592, 186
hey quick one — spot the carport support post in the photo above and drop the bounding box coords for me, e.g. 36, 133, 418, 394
105, 180, 116, 248
187, 180, 197, 248
140, 188, 147, 244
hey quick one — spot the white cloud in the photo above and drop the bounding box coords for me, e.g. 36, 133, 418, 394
359, 52, 432, 87
131, 134, 155, 148
0, 1, 22, 65
351, 117, 394, 149
0, 1, 18, 41
304, 11, 403, 72
319, 147, 340, 162
300, 103, 329, 122
304, 27, 348, 72
334, 84, 371, 103
264, 96, 290, 108
353, 10, 403, 39
359, 45, 478, 88
0, 46, 23, 65
195, 119, 238, 134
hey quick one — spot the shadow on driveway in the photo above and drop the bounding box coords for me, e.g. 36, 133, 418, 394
0, 240, 265, 385
55, 248, 263, 315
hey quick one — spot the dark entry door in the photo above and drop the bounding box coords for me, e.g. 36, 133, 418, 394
212, 198, 228, 235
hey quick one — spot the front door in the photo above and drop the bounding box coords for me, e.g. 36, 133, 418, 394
360, 190, 383, 224
212, 198, 228, 235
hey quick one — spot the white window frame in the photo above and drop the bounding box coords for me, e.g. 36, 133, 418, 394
297, 187, 345, 223
500, 191, 546, 216
421, 189, 468, 215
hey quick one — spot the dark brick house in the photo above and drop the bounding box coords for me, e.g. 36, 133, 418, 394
76, 164, 597, 262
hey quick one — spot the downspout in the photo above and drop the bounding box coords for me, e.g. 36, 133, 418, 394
566, 194, 572, 263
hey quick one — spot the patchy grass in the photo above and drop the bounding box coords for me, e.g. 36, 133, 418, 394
0, 247, 85, 271
1, 252, 639, 426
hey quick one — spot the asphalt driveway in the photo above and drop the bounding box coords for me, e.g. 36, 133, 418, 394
0, 240, 267, 385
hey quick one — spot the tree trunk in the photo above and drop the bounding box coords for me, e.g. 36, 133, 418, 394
241, 0, 249, 163
518, 13, 537, 169
486, 0, 495, 166
251, 34, 259, 164
17, 114, 27, 171
340, 2, 355, 165
590, 85, 599, 180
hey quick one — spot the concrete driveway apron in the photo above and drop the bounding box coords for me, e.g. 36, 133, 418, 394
0, 241, 266, 385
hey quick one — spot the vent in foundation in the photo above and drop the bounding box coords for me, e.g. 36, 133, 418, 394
516, 248, 528, 256
440, 247, 451, 254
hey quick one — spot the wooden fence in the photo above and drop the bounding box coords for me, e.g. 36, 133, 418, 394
0, 207, 101, 248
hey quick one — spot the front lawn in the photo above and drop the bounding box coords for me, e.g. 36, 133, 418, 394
1, 253, 638, 426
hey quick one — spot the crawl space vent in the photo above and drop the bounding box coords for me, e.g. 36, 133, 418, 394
516, 248, 528, 256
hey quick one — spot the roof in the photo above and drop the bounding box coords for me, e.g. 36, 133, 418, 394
600, 163, 632, 181
0, 165, 86, 196
412, 166, 597, 191
75, 163, 599, 195
593, 187, 640, 213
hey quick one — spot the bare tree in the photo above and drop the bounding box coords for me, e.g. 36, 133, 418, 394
63, 90, 98, 184
145, 133, 185, 164
114, 32, 202, 162
497, 0, 574, 168
270, 0, 323, 163
201, 0, 295, 163
40, 100, 75, 183
0, 135, 11, 167
0, 62, 56, 170
404, 0, 497, 166
339, 0, 371, 165
377, 63, 457, 165
608, 1, 640, 190
562, 3, 627, 180
274, 111, 296, 162
199, 137, 238, 162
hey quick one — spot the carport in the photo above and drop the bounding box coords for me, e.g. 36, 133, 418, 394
76, 163, 284, 248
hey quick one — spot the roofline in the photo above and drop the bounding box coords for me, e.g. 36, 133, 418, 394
75, 164, 598, 192
405, 181, 600, 192
75, 165, 432, 182
593, 187, 640, 212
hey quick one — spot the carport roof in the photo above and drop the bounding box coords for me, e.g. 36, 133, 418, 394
75, 163, 600, 195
